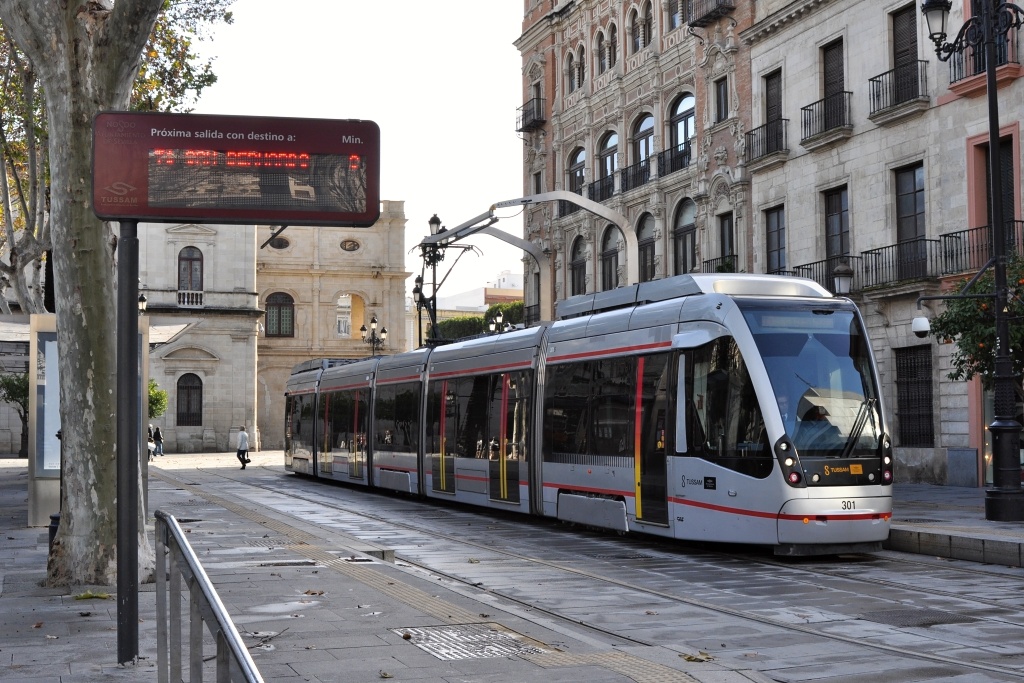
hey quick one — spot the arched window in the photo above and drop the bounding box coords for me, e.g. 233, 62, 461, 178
597, 32, 607, 74
176, 373, 203, 427
642, 2, 654, 46
570, 237, 587, 296
568, 148, 586, 195
633, 115, 655, 163
567, 52, 577, 93
638, 214, 656, 282
601, 226, 623, 291
266, 292, 295, 337
668, 0, 683, 30
673, 199, 698, 275
178, 246, 203, 291
599, 132, 618, 178
336, 294, 352, 337
576, 46, 586, 87
670, 94, 696, 151
629, 10, 641, 53
608, 25, 618, 67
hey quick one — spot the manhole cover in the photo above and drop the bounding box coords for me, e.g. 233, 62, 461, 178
860, 609, 976, 627
392, 623, 549, 661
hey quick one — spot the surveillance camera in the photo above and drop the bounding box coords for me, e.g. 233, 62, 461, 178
912, 316, 930, 339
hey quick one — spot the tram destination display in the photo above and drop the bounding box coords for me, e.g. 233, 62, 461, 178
93, 112, 380, 226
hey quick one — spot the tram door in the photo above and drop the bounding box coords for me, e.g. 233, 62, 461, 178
636, 354, 670, 524
488, 373, 525, 505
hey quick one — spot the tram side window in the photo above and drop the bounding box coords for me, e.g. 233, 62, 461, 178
373, 382, 420, 452
544, 358, 636, 462
682, 337, 772, 478
425, 372, 533, 460
291, 394, 316, 457
324, 389, 369, 455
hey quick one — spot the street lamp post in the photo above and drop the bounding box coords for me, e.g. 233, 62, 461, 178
921, 0, 1024, 520
360, 315, 388, 357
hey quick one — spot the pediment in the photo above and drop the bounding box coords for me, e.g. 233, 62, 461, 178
161, 346, 219, 361
166, 223, 219, 237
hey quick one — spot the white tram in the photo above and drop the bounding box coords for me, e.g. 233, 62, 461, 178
285, 274, 893, 555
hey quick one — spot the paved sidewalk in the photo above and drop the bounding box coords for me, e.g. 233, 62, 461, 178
1, 452, 1022, 682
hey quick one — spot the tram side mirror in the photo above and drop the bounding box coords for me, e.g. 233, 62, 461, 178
912, 316, 931, 339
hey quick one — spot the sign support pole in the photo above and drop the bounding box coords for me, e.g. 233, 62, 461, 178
116, 219, 139, 664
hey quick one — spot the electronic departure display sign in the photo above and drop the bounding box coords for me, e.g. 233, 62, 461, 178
92, 112, 380, 227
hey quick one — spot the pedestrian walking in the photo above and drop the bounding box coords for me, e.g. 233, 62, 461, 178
153, 426, 164, 456
237, 425, 250, 469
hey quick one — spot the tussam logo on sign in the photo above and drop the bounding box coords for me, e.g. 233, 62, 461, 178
101, 182, 138, 204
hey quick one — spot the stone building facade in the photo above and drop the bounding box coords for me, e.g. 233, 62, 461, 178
255, 200, 409, 449
515, 0, 1024, 485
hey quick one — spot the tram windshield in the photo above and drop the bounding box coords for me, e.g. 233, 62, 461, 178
738, 300, 882, 458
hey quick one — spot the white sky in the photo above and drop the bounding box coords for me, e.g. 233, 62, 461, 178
193, 1, 527, 297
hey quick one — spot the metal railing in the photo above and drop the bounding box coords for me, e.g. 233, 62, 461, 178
588, 175, 614, 202
940, 221, 1024, 274
950, 28, 1018, 83
523, 303, 540, 327
620, 159, 651, 193
155, 510, 264, 683
703, 254, 737, 273
687, 0, 735, 27
800, 91, 852, 141
859, 237, 942, 288
869, 61, 928, 114
657, 142, 693, 177
792, 254, 862, 293
745, 119, 788, 162
516, 97, 546, 132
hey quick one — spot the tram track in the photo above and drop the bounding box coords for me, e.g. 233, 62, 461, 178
168, 465, 1024, 681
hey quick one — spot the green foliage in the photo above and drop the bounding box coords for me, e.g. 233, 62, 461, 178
432, 315, 486, 341
929, 252, 1024, 388
148, 379, 169, 419
484, 301, 524, 327
0, 372, 28, 418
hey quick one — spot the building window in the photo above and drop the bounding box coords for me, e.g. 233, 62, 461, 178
638, 213, 656, 282
570, 237, 587, 296
568, 147, 586, 195
895, 346, 934, 447
715, 77, 729, 123
824, 186, 849, 258
533, 171, 543, 195
567, 52, 577, 93
336, 294, 352, 337
719, 212, 735, 260
671, 94, 696, 150
575, 46, 586, 88
673, 199, 698, 275
895, 163, 925, 243
608, 25, 618, 68
823, 39, 846, 130
634, 115, 654, 163
630, 10, 641, 53
599, 132, 618, 179
266, 292, 295, 337
597, 32, 607, 74
668, 0, 683, 30
269, 237, 289, 249
642, 2, 653, 46
176, 373, 203, 427
601, 226, 623, 290
765, 206, 786, 273
178, 246, 203, 291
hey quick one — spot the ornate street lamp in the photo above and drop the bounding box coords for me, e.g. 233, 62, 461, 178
360, 315, 388, 357
921, 0, 1024, 520
831, 260, 854, 296
489, 310, 504, 333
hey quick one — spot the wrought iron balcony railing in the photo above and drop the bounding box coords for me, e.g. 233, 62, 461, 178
588, 175, 615, 203
801, 91, 852, 141
687, 0, 735, 28
745, 119, 788, 162
859, 237, 942, 288
703, 254, 737, 273
940, 221, 1024, 275
950, 28, 1018, 83
620, 159, 651, 193
792, 255, 862, 294
869, 61, 928, 114
516, 97, 546, 133
657, 142, 692, 177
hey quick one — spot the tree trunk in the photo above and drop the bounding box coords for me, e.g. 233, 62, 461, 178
0, 0, 162, 586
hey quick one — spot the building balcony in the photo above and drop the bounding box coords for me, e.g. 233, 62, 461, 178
687, 0, 735, 28
859, 237, 943, 289
868, 61, 929, 125
558, 189, 585, 217
588, 175, 614, 203
620, 159, 651, 193
940, 221, 1024, 276
800, 91, 853, 150
516, 97, 546, 133
792, 255, 863, 294
178, 290, 204, 308
745, 119, 789, 171
657, 142, 693, 178
703, 254, 737, 273
523, 303, 540, 327
950, 28, 1018, 84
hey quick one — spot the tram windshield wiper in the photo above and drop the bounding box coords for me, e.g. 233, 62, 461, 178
840, 398, 875, 459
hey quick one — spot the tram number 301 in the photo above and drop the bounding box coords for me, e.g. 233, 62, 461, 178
842, 500, 856, 510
